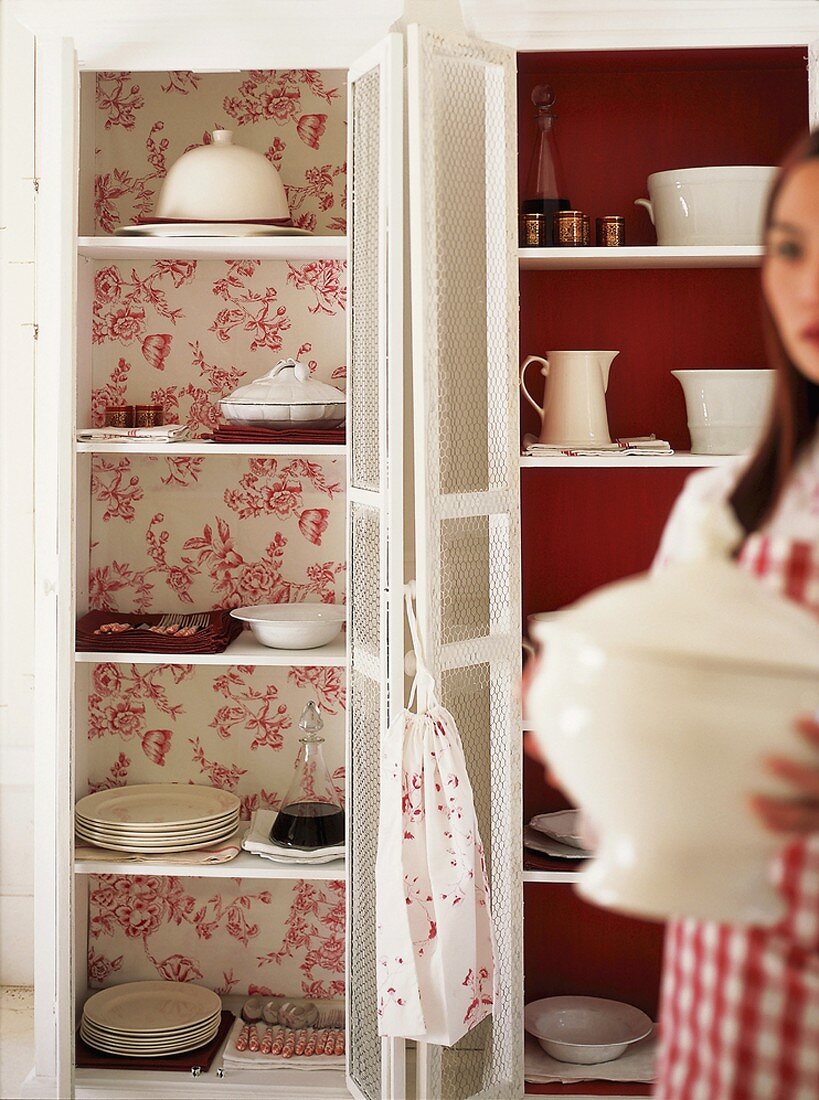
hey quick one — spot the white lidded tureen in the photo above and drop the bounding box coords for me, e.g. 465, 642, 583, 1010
526, 551, 819, 928
220, 358, 346, 428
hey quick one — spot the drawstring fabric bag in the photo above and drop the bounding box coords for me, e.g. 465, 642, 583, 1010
375, 590, 496, 1046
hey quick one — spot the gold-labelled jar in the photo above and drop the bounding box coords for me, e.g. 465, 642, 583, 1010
520, 212, 549, 248
104, 405, 135, 428
596, 215, 626, 247
582, 213, 591, 246
135, 404, 164, 428
554, 209, 585, 247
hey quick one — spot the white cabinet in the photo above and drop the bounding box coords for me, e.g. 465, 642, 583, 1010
16, 3, 819, 1100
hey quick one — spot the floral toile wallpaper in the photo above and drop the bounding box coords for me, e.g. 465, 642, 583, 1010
87, 69, 347, 234
82, 72, 349, 998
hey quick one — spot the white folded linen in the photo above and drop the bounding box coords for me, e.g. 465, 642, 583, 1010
76, 425, 192, 442
242, 809, 345, 864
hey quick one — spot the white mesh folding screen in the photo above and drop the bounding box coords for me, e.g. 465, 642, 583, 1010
407, 25, 523, 1100
346, 34, 405, 1100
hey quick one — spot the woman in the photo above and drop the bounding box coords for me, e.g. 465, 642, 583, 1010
650, 131, 819, 1097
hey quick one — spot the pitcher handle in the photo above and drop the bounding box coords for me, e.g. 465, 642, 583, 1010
634, 198, 654, 226
520, 355, 549, 417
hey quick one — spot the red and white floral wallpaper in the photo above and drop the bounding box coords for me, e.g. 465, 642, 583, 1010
87, 69, 347, 235
81, 73, 349, 999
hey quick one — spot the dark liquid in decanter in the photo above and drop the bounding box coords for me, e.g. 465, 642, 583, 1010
269, 802, 345, 849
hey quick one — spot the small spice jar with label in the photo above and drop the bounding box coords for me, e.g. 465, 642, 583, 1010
596, 215, 626, 247
553, 210, 586, 247
135, 404, 164, 428
104, 405, 135, 428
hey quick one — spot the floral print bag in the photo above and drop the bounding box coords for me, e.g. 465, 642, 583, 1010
375, 591, 496, 1046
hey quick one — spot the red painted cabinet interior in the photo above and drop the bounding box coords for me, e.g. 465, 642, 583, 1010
518, 46, 807, 1093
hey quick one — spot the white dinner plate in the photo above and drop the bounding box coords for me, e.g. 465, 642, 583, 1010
83, 981, 221, 1032
76, 805, 238, 827
81, 1020, 219, 1046
113, 222, 313, 238
80, 1026, 218, 1056
81, 1010, 220, 1038
75, 817, 238, 837
74, 834, 238, 854
75, 823, 239, 845
75, 785, 240, 828
528, 810, 587, 850
523, 827, 592, 860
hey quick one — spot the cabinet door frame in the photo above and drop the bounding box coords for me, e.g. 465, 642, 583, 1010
31, 33, 80, 1100
346, 30, 407, 1100
407, 22, 523, 1100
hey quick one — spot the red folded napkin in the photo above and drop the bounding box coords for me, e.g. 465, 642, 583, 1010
208, 424, 346, 446
76, 610, 242, 654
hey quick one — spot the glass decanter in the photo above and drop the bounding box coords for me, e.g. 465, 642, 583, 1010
269, 701, 345, 850
521, 84, 570, 244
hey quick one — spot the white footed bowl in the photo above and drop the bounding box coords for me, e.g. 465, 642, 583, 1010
635, 165, 776, 246
527, 560, 819, 926
231, 604, 345, 650
672, 369, 774, 455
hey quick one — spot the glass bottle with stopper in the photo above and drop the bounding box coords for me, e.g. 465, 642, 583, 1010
521, 84, 570, 246
269, 701, 345, 850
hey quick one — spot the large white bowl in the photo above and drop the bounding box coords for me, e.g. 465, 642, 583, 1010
231, 604, 345, 650
524, 997, 652, 1064
527, 558, 819, 926
672, 369, 774, 454
635, 165, 776, 246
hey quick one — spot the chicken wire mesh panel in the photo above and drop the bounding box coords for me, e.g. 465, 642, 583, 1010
439, 515, 490, 646
349, 666, 384, 1100
350, 65, 382, 494
350, 502, 381, 659
411, 27, 521, 1099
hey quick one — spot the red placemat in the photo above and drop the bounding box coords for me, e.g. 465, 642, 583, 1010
75, 1009, 234, 1072
76, 610, 242, 654
208, 424, 346, 445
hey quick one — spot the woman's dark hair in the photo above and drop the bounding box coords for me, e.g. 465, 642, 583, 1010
729, 129, 819, 534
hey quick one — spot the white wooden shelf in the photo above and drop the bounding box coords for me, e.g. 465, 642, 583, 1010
75, 633, 347, 667
74, 849, 346, 881
518, 245, 763, 270
77, 441, 347, 457
523, 867, 582, 884
77, 235, 347, 262
74, 1058, 349, 1099
520, 452, 735, 468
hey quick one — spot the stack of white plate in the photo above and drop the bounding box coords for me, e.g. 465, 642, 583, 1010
75, 784, 241, 853
80, 981, 222, 1057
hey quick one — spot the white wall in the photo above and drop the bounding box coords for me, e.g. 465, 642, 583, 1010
0, 2, 37, 985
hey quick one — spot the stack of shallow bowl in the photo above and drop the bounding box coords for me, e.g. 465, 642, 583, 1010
75, 784, 240, 853
80, 981, 222, 1057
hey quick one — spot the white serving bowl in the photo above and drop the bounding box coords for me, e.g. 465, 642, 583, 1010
156, 130, 291, 223
231, 604, 345, 650
635, 165, 776, 246
672, 369, 774, 454
524, 997, 652, 1064
527, 558, 819, 926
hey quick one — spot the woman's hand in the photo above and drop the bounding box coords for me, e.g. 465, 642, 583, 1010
750, 716, 819, 835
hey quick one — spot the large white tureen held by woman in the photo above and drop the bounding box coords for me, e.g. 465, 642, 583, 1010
527, 547, 819, 927
220, 358, 346, 428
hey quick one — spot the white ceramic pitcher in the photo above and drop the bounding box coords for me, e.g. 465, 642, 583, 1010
520, 351, 619, 447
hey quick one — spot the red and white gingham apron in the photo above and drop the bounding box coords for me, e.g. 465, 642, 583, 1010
655, 525, 819, 1099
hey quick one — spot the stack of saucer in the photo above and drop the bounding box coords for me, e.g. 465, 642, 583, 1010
80, 981, 221, 1057
75, 784, 240, 854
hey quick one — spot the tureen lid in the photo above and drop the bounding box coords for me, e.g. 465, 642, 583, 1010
530, 557, 819, 674
221, 359, 346, 406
